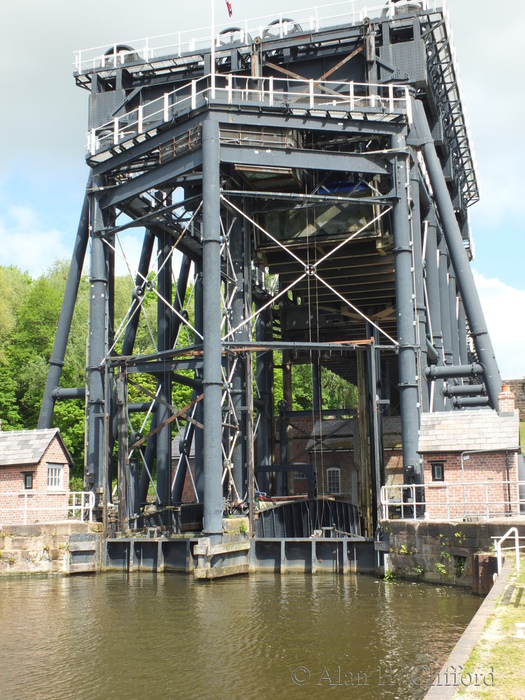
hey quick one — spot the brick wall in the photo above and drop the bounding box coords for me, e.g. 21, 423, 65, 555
0, 437, 70, 523
422, 451, 519, 519
504, 379, 525, 420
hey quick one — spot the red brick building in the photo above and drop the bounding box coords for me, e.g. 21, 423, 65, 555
417, 387, 521, 519
0, 428, 73, 524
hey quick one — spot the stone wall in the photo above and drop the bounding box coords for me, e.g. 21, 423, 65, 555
383, 520, 525, 590
0, 522, 101, 576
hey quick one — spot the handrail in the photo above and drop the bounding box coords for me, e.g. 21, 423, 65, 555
493, 527, 521, 575
73, 0, 445, 75
381, 481, 525, 521
0, 491, 95, 524
87, 73, 412, 156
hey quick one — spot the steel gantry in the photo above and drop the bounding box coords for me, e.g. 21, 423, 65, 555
39, 0, 501, 538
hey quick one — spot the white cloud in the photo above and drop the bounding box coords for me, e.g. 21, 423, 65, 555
0, 207, 71, 277
474, 271, 525, 380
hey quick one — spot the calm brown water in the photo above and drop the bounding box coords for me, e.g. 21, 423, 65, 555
0, 573, 481, 700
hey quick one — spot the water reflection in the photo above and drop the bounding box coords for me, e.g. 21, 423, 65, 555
0, 573, 480, 700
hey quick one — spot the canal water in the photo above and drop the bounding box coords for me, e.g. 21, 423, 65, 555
0, 572, 481, 700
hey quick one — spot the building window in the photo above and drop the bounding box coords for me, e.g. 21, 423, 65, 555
431, 462, 444, 482
22, 472, 34, 490
327, 468, 341, 494
47, 464, 63, 490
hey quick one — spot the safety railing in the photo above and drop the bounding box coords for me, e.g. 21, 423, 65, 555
492, 528, 524, 574
87, 73, 412, 155
0, 491, 95, 525
381, 481, 525, 521
73, 0, 444, 74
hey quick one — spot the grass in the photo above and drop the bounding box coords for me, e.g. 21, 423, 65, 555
453, 555, 525, 698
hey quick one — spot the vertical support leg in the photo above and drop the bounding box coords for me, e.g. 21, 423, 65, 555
193, 261, 205, 501
116, 370, 130, 534
282, 349, 294, 495
87, 179, 109, 508
202, 118, 224, 535
230, 216, 248, 500
458, 296, 469, 366
424, 212, 445, 410
255, 303, 274, 495
391, 135, 422, 484
357, 349, 372, 536
438, 234, 453, 368
448, 263, 460, 367
410, 162, 429, 411
156, 230, 172, 507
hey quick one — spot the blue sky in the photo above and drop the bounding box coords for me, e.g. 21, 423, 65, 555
1, 0, 524, 377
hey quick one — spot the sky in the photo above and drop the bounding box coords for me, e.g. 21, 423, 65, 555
1, 0, 524, 378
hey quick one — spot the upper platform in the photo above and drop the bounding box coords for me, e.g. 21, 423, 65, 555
74, 0, 478, 209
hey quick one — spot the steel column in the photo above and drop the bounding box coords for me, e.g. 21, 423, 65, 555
255, 303, 274, 495
121, 229, 155, 356
457, 296, 469, 366
448, 263, 460, 367
391, 134, 421, 483
156, 231, 172, 507
410, 162, 429, 411
193, 261, 205, 501
38, 189, 90, 429
202, 118, 224, 534
230, 215, 249, 499
416, 102, 501, 408
86, 178, 108, 501
424, 212, 445, 410
438, 234, 454, 368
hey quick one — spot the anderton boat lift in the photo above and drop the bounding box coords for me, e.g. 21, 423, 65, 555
28, 0, 525, 578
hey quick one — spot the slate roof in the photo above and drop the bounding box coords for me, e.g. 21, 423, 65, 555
0, 428, 73, 467
418, 409, 519, 454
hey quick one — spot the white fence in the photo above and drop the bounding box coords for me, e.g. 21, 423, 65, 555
74, 0, 444, 74
381, 481, 525, 521
0, 491, 95, 525
87, 73, 412, 155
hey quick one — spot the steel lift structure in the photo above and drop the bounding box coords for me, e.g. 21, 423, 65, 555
39, 0, 501, 554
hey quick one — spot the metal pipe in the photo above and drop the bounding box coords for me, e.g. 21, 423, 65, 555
442, 384, 485, 397
425, 363, 483, 379
391, 133, 421, 484
39, 187, 90, 429
202, 118, 224, 535
426, 339, 438, 364
51, 387, 86, 401
453, 396, 490, 408
415, 100, 501, 408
